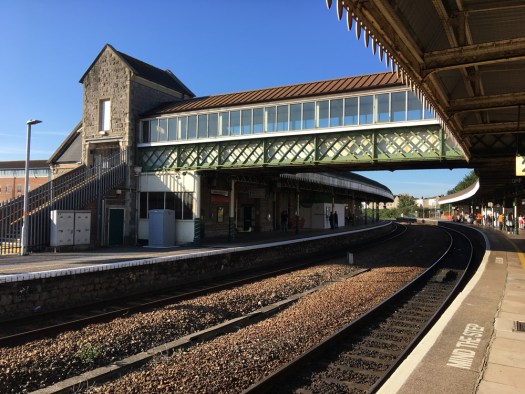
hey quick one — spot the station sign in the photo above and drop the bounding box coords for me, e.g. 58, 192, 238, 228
516, 156, 525, 176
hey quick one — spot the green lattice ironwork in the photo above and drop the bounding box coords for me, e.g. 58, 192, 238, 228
139, 125, 464, 171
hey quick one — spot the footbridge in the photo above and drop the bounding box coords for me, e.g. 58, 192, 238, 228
138, 72, 466, 173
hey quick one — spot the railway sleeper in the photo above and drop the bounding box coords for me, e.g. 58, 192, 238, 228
331, 355, 389, 372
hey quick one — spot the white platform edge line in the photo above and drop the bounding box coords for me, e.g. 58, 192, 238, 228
377, 226, 491, 394
3, 223, 390, 283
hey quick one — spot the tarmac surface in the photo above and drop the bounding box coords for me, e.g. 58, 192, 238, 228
1, 222, 524, 393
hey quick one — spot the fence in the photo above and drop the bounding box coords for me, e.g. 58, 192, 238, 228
0, 150, 127, 255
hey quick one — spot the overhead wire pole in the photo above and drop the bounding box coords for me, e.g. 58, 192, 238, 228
21, 119, 42, 256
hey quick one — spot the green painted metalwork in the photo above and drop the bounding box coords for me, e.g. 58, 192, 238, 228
139, 124, 464, 171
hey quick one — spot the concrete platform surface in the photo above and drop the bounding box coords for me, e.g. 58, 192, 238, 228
379, 226, 525, 394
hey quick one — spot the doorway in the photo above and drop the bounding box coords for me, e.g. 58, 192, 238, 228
243, 205, 255, 231
108, 208, 124, 245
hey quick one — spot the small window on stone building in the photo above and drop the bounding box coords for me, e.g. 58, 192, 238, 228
17, 185, 22, 193
99, 99, 111, 131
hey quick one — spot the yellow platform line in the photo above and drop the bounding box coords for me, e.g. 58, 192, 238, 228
506, 238, 525, 271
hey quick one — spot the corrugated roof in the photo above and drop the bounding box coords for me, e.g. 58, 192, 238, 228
146, 72, 403, 116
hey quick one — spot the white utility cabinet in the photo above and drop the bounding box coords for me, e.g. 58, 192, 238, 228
50, 210, 91, 247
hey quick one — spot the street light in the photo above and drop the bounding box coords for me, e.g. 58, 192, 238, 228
21, 119, 42, 255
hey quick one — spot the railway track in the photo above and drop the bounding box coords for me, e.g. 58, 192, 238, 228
244, 225, 476, 394
0, 223, 406, 347
1, 223, 461, 393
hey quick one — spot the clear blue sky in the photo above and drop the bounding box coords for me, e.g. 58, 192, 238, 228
0, 0, 470, 197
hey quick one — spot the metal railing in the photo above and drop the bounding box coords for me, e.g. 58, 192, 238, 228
0, 150, 128, 255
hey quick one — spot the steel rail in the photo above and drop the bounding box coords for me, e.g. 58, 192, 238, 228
243, 225, 475, 393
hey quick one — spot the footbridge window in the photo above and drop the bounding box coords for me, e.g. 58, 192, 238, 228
139, 88, 436, 143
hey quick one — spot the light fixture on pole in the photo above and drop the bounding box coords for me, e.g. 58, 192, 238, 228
21, 119, 42, 256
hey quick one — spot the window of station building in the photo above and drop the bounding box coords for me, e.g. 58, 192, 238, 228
375, 93, 390, 123
265, 106, 276, 132
303, 102, 315, 129
359, 95, 374, 124
241, 109, 252, 135
290, 103, 302, 131
141, 120, 150, 143
149, 192, 165, 211
330, 99, 344, 127
230, 110, 241, 135
17, 185, 22, 193
391, 91, 407, 122
188, 115, 197, 139
317, 100, 329, 128
99, 99, 111, 131
139, 192, 193, 220
208, 113, 219, 137
198, 114, 208, 138
179, 116, 188, 140
276, 105, 289, 131
253, 108, 264, 133
173, 192, 194, 220
149, 119, 159, 142
168, 118, 178, 140
158, 118, 168, 142
344, 97, 358, 125
219, 111, 230, 136
407, 91, 423, 120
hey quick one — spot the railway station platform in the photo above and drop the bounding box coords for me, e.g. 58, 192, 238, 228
0, 225, 370, 277
2, 221, 525, 393
380, 224, 525, 394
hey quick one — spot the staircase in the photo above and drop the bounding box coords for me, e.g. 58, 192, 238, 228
0, 150, 128, 255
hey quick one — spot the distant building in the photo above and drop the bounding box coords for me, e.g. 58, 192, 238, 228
0, 160, 51, 204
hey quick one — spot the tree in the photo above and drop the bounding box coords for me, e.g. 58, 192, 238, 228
397, 194, 417, 210
447, 170, 477, 195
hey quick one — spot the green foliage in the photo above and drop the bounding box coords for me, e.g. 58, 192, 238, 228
447, 170, 477, 195
77, 342, 101, 365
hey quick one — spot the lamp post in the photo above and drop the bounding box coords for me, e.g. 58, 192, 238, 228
21, 119, 42, 255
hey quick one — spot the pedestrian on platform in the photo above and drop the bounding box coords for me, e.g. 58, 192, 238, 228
334, 211, 339, 228
506, 213, 514, 234
329, 211, 334, 229
498, 212, 504, 231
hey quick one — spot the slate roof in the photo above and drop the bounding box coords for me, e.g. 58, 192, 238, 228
80, 44, 195, 98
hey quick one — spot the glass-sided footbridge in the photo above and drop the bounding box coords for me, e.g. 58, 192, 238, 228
138, 74, 466, 172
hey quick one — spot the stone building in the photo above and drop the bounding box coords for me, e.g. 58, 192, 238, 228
46, 44, 400, 247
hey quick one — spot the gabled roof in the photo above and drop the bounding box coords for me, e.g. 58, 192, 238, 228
145, 72, 403, 116
48, 122, 82, 165
80, 44, 195, 98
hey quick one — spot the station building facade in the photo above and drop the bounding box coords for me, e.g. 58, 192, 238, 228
0, 161, 51, 204
49, 44, 439, 246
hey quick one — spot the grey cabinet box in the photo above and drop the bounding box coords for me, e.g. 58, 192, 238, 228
148, 209, 175, 247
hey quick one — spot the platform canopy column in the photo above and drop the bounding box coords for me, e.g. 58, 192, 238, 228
229, 179, 236, 242
193, 173, 202, 245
